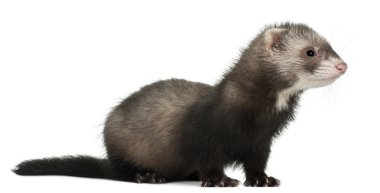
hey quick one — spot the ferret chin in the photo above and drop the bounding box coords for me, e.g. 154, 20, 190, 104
14, 22, 347, 187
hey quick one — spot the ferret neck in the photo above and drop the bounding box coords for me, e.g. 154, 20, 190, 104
215, 63, 301, 112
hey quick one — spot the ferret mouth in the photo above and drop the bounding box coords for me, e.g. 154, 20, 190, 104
317, 75, 342, 86
320, 74, 343, 81
311, 73, 342, 82
320, 76, 339, 82
306, 74, 341, 88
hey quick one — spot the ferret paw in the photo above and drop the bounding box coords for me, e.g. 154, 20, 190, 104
244, 176, 280, 187
135, 172, 166, 184
201, 176, 240, 187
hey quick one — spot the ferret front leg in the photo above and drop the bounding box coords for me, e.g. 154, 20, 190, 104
242, 143, 280, 187
198, 167, 240, 187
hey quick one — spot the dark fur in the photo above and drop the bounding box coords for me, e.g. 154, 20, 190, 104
14, 156, 111, 179
14, 23, 342, 187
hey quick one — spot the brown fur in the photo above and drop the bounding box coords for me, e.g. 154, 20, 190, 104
14, 22, 346, 187
103, 22, 344, 180
104, 79, 211, 177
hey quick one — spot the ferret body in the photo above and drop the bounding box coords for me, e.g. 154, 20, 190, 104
14, 23, 347, 187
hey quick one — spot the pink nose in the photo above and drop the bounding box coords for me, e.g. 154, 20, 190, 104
335, 63, 348, 73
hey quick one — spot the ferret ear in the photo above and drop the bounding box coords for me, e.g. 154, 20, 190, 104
264, 28, 288, 53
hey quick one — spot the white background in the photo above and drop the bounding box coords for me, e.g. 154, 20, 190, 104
1, 0, 379, 192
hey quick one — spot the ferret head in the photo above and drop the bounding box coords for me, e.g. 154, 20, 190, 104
261, 23, 347, 91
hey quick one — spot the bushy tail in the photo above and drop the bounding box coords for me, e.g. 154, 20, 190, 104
13, 156, 113, 179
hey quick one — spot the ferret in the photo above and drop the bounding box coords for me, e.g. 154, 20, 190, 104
13, 22, 347, 187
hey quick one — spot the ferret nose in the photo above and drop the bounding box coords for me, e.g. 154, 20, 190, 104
335, 63, 347, 74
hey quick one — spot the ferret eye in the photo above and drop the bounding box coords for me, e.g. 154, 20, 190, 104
306, 49, 315, 57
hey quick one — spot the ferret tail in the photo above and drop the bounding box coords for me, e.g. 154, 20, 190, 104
13, 156, 114, 180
